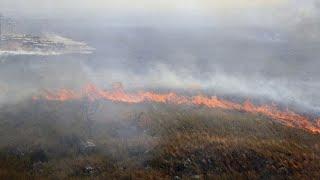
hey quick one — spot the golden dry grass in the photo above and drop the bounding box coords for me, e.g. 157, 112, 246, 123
0, 100, 319, 179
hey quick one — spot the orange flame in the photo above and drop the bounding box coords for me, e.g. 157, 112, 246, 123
34, 83, 320, 134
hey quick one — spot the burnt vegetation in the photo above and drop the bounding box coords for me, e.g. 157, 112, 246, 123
0, 99, 319, 179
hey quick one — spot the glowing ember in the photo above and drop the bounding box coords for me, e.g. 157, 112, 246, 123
34, 83, 320, 134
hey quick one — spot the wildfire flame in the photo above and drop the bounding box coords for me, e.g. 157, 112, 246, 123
34, 83, 320, 134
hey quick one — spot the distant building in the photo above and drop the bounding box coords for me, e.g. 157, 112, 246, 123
0, 13, 3, 46
0, 14, 16, 36
0, 14, 93, 55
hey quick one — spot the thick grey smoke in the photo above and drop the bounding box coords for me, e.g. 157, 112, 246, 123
0, 1, 319, 113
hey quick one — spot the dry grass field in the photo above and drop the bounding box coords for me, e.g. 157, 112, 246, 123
0, 99, 319, 179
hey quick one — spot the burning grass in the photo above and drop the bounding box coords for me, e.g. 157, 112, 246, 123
35, 83, 320, 134
0, 99, 319, 179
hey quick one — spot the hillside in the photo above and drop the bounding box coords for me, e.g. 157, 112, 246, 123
0, 99, 319, 179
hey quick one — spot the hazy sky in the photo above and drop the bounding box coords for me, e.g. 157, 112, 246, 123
0, 0, 312, 17
0, 0, 289, 11
1, 1, 318, 28
1, 0, 320, 112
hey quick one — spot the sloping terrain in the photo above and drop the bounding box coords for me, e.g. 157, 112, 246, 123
0, 99, 319, 179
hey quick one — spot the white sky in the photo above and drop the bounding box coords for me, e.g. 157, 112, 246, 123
0, 0, 290, 15
0, 0, 318, 29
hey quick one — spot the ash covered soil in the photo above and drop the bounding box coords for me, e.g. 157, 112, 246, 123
0, 99, 319, 179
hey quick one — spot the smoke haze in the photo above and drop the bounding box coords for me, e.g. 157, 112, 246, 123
0, 0, 320, 113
